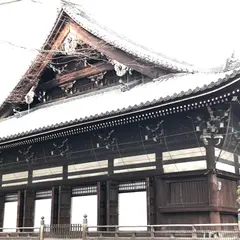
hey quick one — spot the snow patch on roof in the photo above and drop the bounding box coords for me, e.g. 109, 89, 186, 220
0, 67, 239, 141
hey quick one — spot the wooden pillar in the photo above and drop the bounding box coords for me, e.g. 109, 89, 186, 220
63, 164, 68, 181
0, 193, 4, 229
28, 169, 33, 185
156, 150, 163, 172
23, 190, 35, 228
16, 190, 24, 228
97, 181, 107, 229
106, 181, 118, 227
58, 186, 71, 224
51, 187, 59, 225
108, 156, 114, 175
146, 177, 156, 225
0, 173, 2, 187
206, 142, 215, 170
155, 149, 164, 225
210, 211, 221, 224
206, 143, 220, 223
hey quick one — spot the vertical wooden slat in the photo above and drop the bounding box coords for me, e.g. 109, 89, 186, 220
106, 181, 118, 227
97, 181, 107, 230
23, 189, 35, 228
51, 187, 59, 225
146, 177, 156, 225
58, 186, 71, 224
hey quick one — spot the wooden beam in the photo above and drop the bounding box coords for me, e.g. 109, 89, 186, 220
57, 62, 114, 84
39, 62, 114, 91
69, 23, 168, 79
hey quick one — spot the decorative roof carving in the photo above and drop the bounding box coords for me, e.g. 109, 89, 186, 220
224, 52, 240, 72
88, 71, 107, 86
110, 60, 132, 77
60, 81, 76, 95
61, 32, 79, 54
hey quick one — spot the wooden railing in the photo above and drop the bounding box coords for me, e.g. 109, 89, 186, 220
1, 216, 239, 239
43, 223, 240, 239
44, 224, 82, 239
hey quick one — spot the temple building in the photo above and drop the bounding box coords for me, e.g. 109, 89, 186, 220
0, 3, 239, 229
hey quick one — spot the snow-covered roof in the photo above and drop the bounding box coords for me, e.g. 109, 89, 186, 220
0, 67, 239, 142
0, 2, 223, 111
63, 5, 199, 73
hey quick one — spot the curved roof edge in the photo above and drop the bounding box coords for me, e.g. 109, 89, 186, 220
63, 5, 199, 73
0, 67, 239, 145
1, 3, 238, 114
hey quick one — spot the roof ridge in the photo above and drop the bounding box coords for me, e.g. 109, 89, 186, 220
64, 4, 200, 73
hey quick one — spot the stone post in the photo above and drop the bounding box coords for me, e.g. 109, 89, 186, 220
39, 216, 45, 240
82, 214, 88, 240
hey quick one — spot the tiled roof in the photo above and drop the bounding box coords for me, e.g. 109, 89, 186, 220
0, 68, 239, 141
0, 3, 232, 111
64, 5, 199, 73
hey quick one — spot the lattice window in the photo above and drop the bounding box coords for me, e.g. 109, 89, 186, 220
5, 193, 18, 202
72, 186, 97, 196
35, 190, 52, 200
119, 181, 146, 192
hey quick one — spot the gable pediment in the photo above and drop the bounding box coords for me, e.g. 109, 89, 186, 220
1, 6, 199, 117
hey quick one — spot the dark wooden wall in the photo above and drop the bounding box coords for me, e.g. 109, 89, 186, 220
0, 110, 206, 174
0, 173, 238, 228
220, 214, 237, 223
217, 177, 238, 209
159, 212, 210, 224
0, 104, 238, 227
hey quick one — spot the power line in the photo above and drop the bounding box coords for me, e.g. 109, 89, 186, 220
0, 0, 41, 6
0, 0, 22, 6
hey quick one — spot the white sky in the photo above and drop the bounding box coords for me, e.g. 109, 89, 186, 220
3, 201, 18, 232
71, 195, 97, 229
0, 0, 239, 106
119, 192, 147, 231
